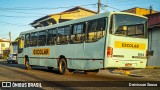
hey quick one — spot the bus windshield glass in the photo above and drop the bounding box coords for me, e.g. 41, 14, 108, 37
110, 14, 147, 38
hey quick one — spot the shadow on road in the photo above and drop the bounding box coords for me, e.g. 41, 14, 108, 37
0, 60, 87, 75
0, 60, 61, 75
0, 60, 26, 69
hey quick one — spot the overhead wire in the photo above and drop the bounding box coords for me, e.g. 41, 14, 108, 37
0, 15, 43, 18
102, 4, 121, 11
0, 21, 28, 27
0, 4, 96, 10
0, 3, 97, 27
0, 9, 48, 15
0, 3, 97, 19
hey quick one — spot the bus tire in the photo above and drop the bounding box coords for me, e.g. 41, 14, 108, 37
48, 67, 53, 71
24, 57, 32, 70
58, 58, 72, 75
84, 69, 99, 75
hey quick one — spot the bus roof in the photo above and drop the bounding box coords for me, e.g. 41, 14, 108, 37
20, 12, 147, 35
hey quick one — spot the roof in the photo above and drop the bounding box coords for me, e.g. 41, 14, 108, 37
122, 7, 158, 13
0, 38, 10, 42
62, 6, 97, 13
146, 12, 160, 16
146, 12, 160, 28
30, 6, 97, 25
30, 15, 50, 25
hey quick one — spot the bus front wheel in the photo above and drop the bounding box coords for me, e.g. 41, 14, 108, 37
24, 57, 32, 70
58, 58, 72, 75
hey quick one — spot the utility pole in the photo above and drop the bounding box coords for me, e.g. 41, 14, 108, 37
97, 0, 101, 14
9, 32, 12, 53
149, 5, 152, 14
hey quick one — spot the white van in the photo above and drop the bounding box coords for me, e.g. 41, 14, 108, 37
7, 53, 18, 64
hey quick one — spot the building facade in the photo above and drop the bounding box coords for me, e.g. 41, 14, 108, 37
0, 39, 10, 59
122, 7, 158, 16
30, 6, 97, 28
146, 13, 160, 66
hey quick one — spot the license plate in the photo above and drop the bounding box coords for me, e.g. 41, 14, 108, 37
125, 63, 132, 67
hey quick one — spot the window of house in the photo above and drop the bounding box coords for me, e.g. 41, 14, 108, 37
39, 31, 47, 46
2, 44, 5, 47
71, 23, 85, 43
47, 29, 57, 45
25, 34, 30, 47
86, 18, 106, 42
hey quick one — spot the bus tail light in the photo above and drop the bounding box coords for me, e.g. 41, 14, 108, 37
107, 47, 113, 58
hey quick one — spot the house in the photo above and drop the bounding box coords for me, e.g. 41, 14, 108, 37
30, 6, 97, 28
122, 7, 158, 16
0, 38, 10, 59
146, 13, 160, 66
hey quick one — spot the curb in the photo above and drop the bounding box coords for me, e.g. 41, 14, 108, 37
145, 66, 160, 69
110, 69, 131, 75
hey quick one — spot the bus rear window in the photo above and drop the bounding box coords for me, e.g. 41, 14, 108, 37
128, 24, 144, 37
110, 14, 147, 38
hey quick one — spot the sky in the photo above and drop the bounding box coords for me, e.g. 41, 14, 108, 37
0, 0, 159, 41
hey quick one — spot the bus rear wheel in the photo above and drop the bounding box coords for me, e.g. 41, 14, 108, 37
58, 58, 72, 75
24, 57, 32, 70
48, 67, 53, 71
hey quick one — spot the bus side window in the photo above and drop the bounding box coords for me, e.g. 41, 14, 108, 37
64, 26, 70, 43
39, 31, 47, 46
47, 29, 57, 45
71, 23, 85, 43
25, 34, 30, 47
57, 26, 70, 44
87, 20, 97, 42
87, 18, 106, 42
96, 18, 106, 39
30, 32, 38, 46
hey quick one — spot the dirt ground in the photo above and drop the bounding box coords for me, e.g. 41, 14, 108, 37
108, 68, 160, 81
130, 68, 160, 81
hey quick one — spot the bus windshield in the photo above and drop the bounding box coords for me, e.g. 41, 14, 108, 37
110, 14, 147, 38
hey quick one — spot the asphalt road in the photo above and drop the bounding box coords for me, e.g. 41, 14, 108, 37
0, 59, 159, 90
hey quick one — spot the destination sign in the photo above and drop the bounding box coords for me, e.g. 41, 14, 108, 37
32, 48, 50, 55
114, 41, 146, 50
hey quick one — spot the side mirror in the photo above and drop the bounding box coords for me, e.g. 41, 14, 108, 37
20, 36, 24, 40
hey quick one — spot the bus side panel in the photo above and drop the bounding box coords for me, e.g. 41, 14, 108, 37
38, 59, 57, 67
70, 37, 105, 70
20, 37, 106, 70
53, 44, 78, 69
18, 49, 24, 64
28, 46, 58, 67
18, 53, 24, 64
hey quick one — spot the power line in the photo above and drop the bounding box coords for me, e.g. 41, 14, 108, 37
0, 21, 28, 27
111, 0, 155, 7
107, 0, 132, 4
0, 15, 42, 18
0, 4, 96, 10
0, 9, 48, 15
102, 4, 121, 11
